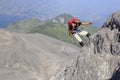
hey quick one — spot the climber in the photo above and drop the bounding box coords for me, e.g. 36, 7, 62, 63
68, 18, 93, 47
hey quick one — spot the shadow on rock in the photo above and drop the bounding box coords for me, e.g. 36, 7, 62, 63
109, 67, 120, 80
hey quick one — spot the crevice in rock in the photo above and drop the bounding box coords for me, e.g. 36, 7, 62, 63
116, 33, 120, 42
93, 34, 104, 54
110, 43, 113, 55
109, 43, 120, 55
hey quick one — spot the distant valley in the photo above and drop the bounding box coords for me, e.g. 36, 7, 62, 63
0, 14, 26, 28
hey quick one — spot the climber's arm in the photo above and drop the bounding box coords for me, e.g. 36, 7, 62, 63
81, 22, 93, 25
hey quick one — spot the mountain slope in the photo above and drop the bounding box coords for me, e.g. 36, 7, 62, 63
31, 21, 98, 44
6, 18, 44, 33
52, 11, 120, 80
6, 13, 98, 44
31, 21, 71, 42
0, 29, 80, 80
31, 14, 98, 43
51, 13, 73, 25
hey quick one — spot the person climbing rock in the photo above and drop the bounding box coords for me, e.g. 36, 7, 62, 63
68, 18, 93, 47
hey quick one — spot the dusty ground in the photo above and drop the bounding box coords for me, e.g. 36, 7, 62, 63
0, 29, 80, 80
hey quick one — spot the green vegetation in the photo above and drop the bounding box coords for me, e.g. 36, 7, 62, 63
31, 21, 73, 43
6, 13, 98, 44
6, 18, 44, 33
31, 21, 98, 44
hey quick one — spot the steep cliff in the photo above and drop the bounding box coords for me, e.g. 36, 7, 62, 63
53, 11, 120, 80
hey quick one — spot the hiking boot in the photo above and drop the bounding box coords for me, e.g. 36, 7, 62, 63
79, 42, 84, 47
86, 33, 91, 45
86, 33, 91, 38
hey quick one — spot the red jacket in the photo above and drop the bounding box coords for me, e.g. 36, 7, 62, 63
68, 18, 80, 33
68, 18, 79, 26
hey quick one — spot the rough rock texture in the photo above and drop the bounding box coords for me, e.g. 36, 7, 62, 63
0, 29, 80, 80
53, 11, 120, 80
93, 28, 120, 55
102, 11, 120, 42
102, 11, 120, 32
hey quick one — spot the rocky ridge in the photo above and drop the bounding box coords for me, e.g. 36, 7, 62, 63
52, 11, 120, 80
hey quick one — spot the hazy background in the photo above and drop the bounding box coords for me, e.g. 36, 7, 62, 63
0, 0, 120, 27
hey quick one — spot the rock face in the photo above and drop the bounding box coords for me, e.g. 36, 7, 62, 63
53, 11, 120, 80
0, 29, 80, 80
102, 11, 120, 32
102, 11, 120, 42
93, 28, 120, 55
